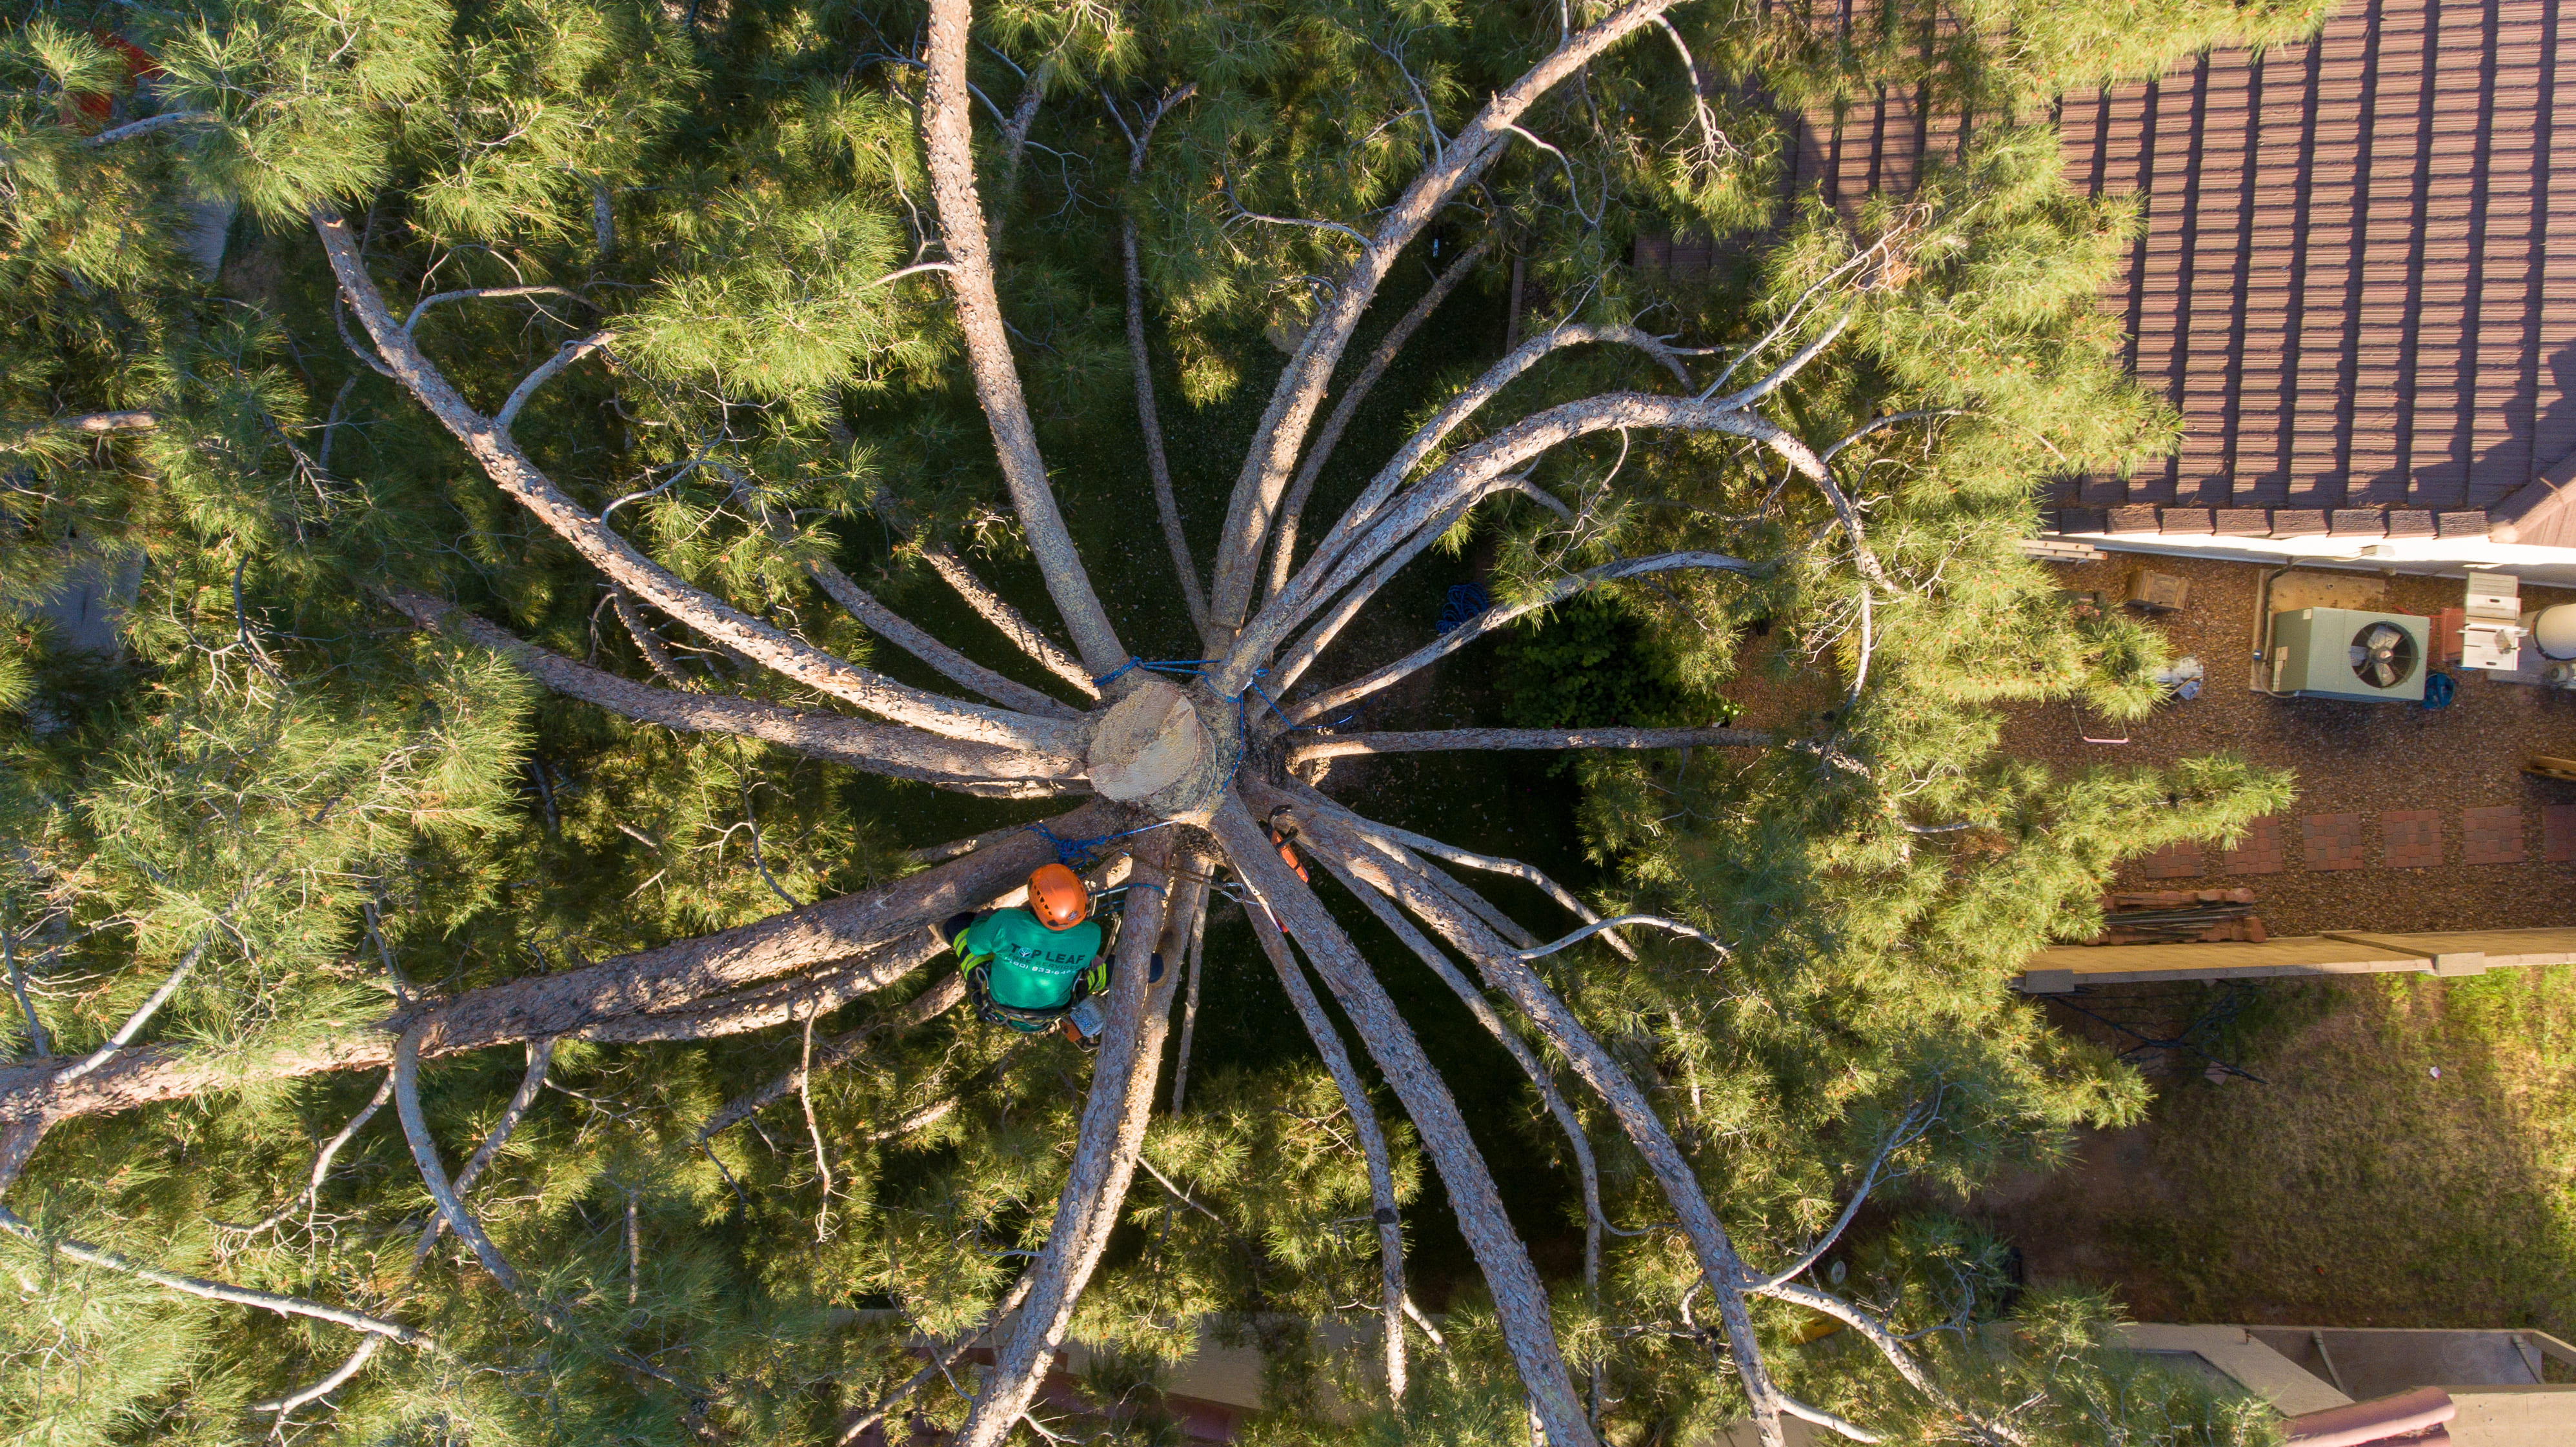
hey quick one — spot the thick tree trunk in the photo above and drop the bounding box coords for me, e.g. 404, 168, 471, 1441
1209, 797, 1596, 1446
920, 0, 1128, 678
389, 591, 1086, 794
313, 210, 1074, 754
1242, 898, 1409, 1403
951, 832, 1175, 1447
0, 807, 1110, 1130
1294, 727, 1771, 763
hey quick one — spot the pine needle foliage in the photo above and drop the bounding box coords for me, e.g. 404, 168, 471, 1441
0, 0, 2311, 1441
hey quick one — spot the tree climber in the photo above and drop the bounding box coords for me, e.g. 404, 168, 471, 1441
940, 863, 1160, 1042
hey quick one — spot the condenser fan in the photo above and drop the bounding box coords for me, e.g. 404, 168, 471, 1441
2350, 621, 2419, 689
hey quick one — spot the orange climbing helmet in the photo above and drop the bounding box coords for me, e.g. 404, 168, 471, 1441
1027, 863, 1091, 930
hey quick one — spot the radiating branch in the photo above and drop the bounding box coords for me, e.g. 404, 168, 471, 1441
920, 0, 1129, 678
0, 1201, 434, 1346
314, 208, 1071, 751
1115, 82, 1210, 637
1265, 236, 1493, 606
951, 832, 1175, 1447
918, 543, 1102, 699
1242, 891, 1410, 1402
0, 807, 1110, 1129
1285, 550, 1755, 714
387, 590, 1083, 795
1210, 796, 1597, 1446
1205, 0, 1685, 641
1294, 726, 1769, 763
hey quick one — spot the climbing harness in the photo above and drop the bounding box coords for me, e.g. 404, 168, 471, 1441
963, 958, 1091, 1033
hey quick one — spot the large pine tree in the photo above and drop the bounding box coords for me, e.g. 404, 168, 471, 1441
0, 0, 2308, 1442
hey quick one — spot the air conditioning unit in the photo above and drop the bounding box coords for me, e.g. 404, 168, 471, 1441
2265, 608, 2431, 702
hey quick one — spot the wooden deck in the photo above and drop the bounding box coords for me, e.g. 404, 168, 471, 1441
2017, 925, 2576, 991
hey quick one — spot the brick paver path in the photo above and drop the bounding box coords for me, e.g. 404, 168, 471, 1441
2382, 809, 2443, 869
2220, 816, 2286, 874
2546, 804, 2576, 863
2135, 840, 2204, 879
2463, 805, 2528, 865
2303, 813, 2366, 871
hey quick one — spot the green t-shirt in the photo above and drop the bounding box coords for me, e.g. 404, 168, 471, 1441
961, 906, 1103, 1010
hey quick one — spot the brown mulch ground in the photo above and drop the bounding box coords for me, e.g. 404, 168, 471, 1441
2000, 554, 2576, 936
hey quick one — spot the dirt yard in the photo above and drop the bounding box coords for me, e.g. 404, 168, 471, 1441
2001, 552, 2576, 936
1965, 968, 2576, 1334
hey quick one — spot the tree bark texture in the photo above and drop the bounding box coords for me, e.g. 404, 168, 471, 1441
1294, 727, 1771, 763
951, 831, 1176, 1447
1242, 897, 1409, 1403
920, 0, 1128, 678
0, 808, 1109, 1129
1203, 0, 1683, 646
1209, 796, 1596, 1446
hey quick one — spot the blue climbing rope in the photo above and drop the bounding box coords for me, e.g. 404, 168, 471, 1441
1434, 581, 1491, 636
1028, 819, 1178, 869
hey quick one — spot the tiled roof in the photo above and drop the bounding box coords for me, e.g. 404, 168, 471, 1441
1749, 0, 2576, 540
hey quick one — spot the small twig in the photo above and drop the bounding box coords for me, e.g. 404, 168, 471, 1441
57, 940, 206, 1084
801, 1004, 834, 1241
494, 332, 616, 432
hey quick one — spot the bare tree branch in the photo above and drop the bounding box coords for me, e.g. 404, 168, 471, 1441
1114, 83, 1211, 637
1294, 726, 1769, 763
1204, 0, 1685, 640
1758, 1280, 2024, 1447
1210, 796, 1596, 1446
1242, 893, 1409, 1402
1306, 807, 1631, 960
399, 285, 585, 334
1285, 798, 1787, 1446
221, 1071, 396, 1237
1747, 1098, 1937, 1293
728, 477, 1082, 719
1514, 915, 1727, 962
694, 973, 967, 1142
1284, 549, 1755, 712
495, 330, 616, 432
951, 831, 1175, 1447
314, 208, 1072, 752
1264, 238, 1493, 605
1246, 323, 1704, 667
918, 543, 1102, 700
388, 590, 1083, 795
0, 1201, 436, 1346
57, 941, 206, 1084
0, 809, 1108, 1129
411, 1040, 556, 1268
921, 0, 1129, 678
392, 1026, 529, 1296
1303, 847, 1609, 1416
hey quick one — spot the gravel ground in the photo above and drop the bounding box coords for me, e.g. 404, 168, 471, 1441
2000, 553, 2576, 936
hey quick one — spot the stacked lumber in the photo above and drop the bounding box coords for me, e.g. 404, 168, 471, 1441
2086, 889, 2266, 945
